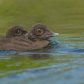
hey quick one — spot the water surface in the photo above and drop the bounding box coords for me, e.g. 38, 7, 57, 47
0, 37, 84, 84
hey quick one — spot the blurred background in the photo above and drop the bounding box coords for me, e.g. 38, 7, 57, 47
0, 0, 84, 36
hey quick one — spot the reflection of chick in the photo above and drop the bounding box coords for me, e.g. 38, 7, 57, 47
28, 54, 51, 60
0, 26, 28, 39
0, 23, 58, 52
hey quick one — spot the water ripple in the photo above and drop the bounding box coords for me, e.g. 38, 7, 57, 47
0, 37, 84, 84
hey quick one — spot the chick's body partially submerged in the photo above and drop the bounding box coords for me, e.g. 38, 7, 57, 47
0, 24, 58, 52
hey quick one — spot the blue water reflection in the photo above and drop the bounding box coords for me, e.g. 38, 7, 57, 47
0, 37, 84, 84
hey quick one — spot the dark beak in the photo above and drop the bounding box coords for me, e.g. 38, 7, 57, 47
47, 32, 59, 37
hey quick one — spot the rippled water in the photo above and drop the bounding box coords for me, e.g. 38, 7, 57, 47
0, 37, 84, 84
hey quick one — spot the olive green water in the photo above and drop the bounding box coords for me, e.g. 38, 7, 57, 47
0, 0, 84, 84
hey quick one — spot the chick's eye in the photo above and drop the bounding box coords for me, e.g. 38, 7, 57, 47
16, 30, 21, 34
37, 29, 42, 33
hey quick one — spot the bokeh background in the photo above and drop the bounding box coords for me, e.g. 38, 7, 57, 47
0, 0, 84, 36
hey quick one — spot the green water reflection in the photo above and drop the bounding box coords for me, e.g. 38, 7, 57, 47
0, 52, 70, 78
0, 0, 84, 36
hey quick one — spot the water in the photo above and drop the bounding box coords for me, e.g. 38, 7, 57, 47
0, 37, 84, 84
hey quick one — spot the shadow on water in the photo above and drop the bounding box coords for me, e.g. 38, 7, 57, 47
0, 37, 84, 84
